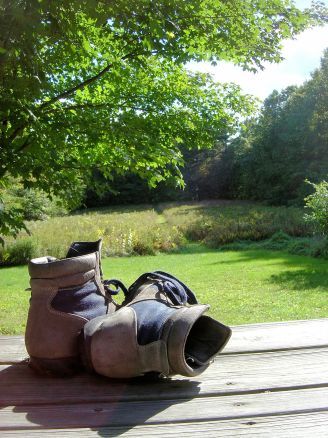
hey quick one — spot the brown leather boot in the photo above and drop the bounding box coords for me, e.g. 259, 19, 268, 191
79, 271, 231, 378
25, 240, 117, 376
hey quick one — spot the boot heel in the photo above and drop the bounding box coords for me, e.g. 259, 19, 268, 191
28, 356, 82, 377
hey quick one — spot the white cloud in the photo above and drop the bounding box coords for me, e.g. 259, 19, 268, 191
188, 24, 328, 101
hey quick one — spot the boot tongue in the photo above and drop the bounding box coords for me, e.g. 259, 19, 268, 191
66, 239, 102, 258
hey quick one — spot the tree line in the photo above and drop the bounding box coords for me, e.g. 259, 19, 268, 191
85, 49, 328, 208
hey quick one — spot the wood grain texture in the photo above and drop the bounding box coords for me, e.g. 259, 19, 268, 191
1, 412, 328, 437
1, 318, 328, 364
0, 387, 328, 429
0, 336, 27, 364
0, 347, 327, 405
225, 318, 328, 354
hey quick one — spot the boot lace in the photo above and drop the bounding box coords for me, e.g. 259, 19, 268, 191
103, 279, 128, 297
123, 271, 198, 306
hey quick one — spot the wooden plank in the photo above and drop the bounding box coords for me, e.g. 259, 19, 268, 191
1, 318, 328, 364
0, 347, 327, 405
225, 318, 328, 354
0, 336, 27, 364
0, 387, 328, 429
1, 412, 328, 437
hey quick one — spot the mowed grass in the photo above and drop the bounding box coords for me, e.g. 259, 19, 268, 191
0, 246, 327, 334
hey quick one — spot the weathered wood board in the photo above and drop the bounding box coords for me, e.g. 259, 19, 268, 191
1, 412, 328, 437
0, 347, 327, 405
0, 387, 328, 429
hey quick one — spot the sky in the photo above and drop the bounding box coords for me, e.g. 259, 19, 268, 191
188, 0, 328, 100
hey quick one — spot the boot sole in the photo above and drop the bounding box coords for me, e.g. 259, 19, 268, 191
28, 356, 82, 377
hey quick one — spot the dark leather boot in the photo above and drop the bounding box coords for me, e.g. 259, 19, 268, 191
25, 240, 117, 376
79, 271, 231, 378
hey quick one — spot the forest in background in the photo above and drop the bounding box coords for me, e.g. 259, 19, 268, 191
84, 49, 328, 208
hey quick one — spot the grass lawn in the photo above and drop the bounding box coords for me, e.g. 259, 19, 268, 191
0, 245, 327, 334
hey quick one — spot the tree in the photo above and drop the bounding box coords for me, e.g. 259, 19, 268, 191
0, 0, 326, 235
237, 48, 328, 205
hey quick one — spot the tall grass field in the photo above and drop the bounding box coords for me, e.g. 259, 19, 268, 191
0, 200, 321, 266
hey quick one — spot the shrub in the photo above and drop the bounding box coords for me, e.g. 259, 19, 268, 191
285, 236, 328, 259
220, 233, 328, 259
307, 238, 328, 258
262, 231, 292, 250
0, 178, 68, 223
0, 239, 39, 266
132, 240, 156, 256
286, 238, 313, 256
304, 180, 328, 236
182, 206, 311, 247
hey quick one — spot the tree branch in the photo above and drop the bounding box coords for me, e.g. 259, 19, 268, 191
43, 102, 116, 113
17, 135, 31, 153
7, 50, 144, 145
42, 99, 136, 114
38, 51, 142, 111
7, 122, 28, 143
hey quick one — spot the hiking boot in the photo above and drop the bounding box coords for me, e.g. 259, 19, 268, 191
25, 240, 117, 376
79, 271, 231, 378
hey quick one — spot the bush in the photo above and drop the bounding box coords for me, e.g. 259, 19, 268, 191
304, 180, 328, 236
0, 178, 68, 222
307, 238, 328, 258
182, 206, 312, 247
0, 239, 39, 266
285, 238, 313, 256
262, 231, 292, 250
221, 233, 328, 259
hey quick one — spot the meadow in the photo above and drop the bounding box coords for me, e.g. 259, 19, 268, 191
0, 200, 317, 265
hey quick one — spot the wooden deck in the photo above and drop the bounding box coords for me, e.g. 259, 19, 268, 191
0, 319, 328, 436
